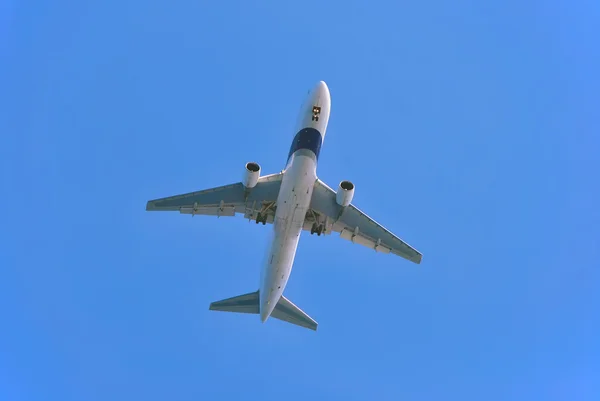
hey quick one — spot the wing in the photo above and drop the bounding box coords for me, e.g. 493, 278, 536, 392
308, 179, 422, 264
146, 173, 283, 224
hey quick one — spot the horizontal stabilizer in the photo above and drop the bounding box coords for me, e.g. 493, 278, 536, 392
272, 295, 318, 331
209, 291, 259, 314
209, 291, 317, 331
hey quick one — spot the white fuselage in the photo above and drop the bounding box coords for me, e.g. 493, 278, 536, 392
259, 81, 331, 321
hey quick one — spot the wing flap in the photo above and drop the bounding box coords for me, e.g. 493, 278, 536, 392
339, 227, 392, 254
179, 205, 237, 216
146, 183, 244, 211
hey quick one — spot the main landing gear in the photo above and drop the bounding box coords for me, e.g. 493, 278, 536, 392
255, 212, 268, 225
310, 223, 324, 236
254, 201, 275, 225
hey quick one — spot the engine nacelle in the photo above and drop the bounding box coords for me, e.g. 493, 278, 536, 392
243, 162, 261, 189
336, 180, 355, 207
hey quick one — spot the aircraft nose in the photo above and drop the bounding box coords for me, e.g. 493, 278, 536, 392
295, 80, 331, 134
315, 80, 330, 99
309, 80, 331, 110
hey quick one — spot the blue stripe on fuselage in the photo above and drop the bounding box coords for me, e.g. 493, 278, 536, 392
287, 128, 322, 162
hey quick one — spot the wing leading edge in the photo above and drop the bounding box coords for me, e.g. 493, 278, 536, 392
309, 179, 422, 264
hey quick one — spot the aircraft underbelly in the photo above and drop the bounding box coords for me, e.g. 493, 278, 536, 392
259, 153, 316, 319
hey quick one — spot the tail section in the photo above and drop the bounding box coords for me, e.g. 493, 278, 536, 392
209, 291, 317, 331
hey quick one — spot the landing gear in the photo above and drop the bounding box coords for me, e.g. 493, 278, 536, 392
310, 223, 324, 236
253, 201, 275, 225
255, 212, 267, 225
308, 209, 325, 236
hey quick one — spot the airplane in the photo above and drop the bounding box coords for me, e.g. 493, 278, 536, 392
146, 81, 422, 331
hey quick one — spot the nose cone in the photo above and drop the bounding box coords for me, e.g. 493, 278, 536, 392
295, 80, 331, 135
314, 81, 331, 108
317, 80, 329, 92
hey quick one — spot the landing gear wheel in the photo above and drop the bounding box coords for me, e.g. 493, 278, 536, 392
256, 212, 267, 225
311, 223, 324, 236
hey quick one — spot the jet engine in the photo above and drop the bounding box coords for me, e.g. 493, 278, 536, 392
335, 180, 355, 207
243, 162, 261, 189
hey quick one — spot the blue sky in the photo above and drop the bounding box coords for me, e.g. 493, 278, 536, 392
2, 1, 599, 400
